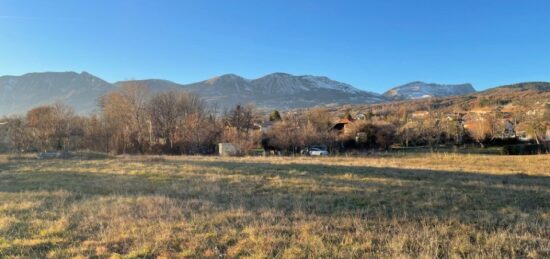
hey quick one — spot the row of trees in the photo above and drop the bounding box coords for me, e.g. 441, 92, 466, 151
1, 84, 266, 155
25, 84, 221, 154
1, 84, 549, 155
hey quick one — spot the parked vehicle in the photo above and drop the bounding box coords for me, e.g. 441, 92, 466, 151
308, 147, 329, 156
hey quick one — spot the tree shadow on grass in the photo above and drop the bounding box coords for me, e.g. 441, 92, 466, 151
181, 159, 550, 211
1, 158, 548, 217
1, 158, 549, 257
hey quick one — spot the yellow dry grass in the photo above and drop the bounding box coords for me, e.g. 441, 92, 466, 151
0, 153, 549, 258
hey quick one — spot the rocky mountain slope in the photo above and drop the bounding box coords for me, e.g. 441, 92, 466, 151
479, 82, 550, 96
0, 71, 386, 115
116, 73, 385, 111
383, 81, 475, 100
0, 72, 113, 115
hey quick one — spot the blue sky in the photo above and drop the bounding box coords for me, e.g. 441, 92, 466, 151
0, 0, 549, 92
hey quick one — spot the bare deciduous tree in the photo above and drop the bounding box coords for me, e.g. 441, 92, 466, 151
468, 119, 492, 148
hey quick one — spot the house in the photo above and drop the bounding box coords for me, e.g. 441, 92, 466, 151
332, 117, 355, 134
253, 121, 273, 133
516, 131, 531, 142
470, 107, 491, 115
526, 109, 539, 116
372, 110, 389, 119
252, 123, 262, 131
501, 104, 519, 113
355, 113, 368, 120
411, 111, 429, 119
502, 120, 516, 138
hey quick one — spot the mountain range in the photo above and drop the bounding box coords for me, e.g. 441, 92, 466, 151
115, 73, 386, 111
0, 71, 514, 116
383, 81, 475, 100
0, 72, 112, 115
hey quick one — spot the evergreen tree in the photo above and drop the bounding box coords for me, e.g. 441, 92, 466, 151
269, 110, 282, 122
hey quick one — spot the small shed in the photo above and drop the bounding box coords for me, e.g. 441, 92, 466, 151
218, 143, 238, 156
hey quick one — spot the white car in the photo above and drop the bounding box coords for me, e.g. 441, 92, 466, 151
308, 148, 329, 156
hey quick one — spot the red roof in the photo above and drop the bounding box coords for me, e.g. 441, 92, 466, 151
339, 117, 355, 124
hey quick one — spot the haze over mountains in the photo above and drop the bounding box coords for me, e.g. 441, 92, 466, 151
0, 72, 112, 115
1, 70, 536, 116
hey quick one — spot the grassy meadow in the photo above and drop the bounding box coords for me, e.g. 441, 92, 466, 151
0, 153, 549, 258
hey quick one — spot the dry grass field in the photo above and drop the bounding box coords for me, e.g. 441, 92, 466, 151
0, 153, 549, 258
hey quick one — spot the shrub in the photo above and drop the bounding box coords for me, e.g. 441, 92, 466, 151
502, 144, 548, 155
